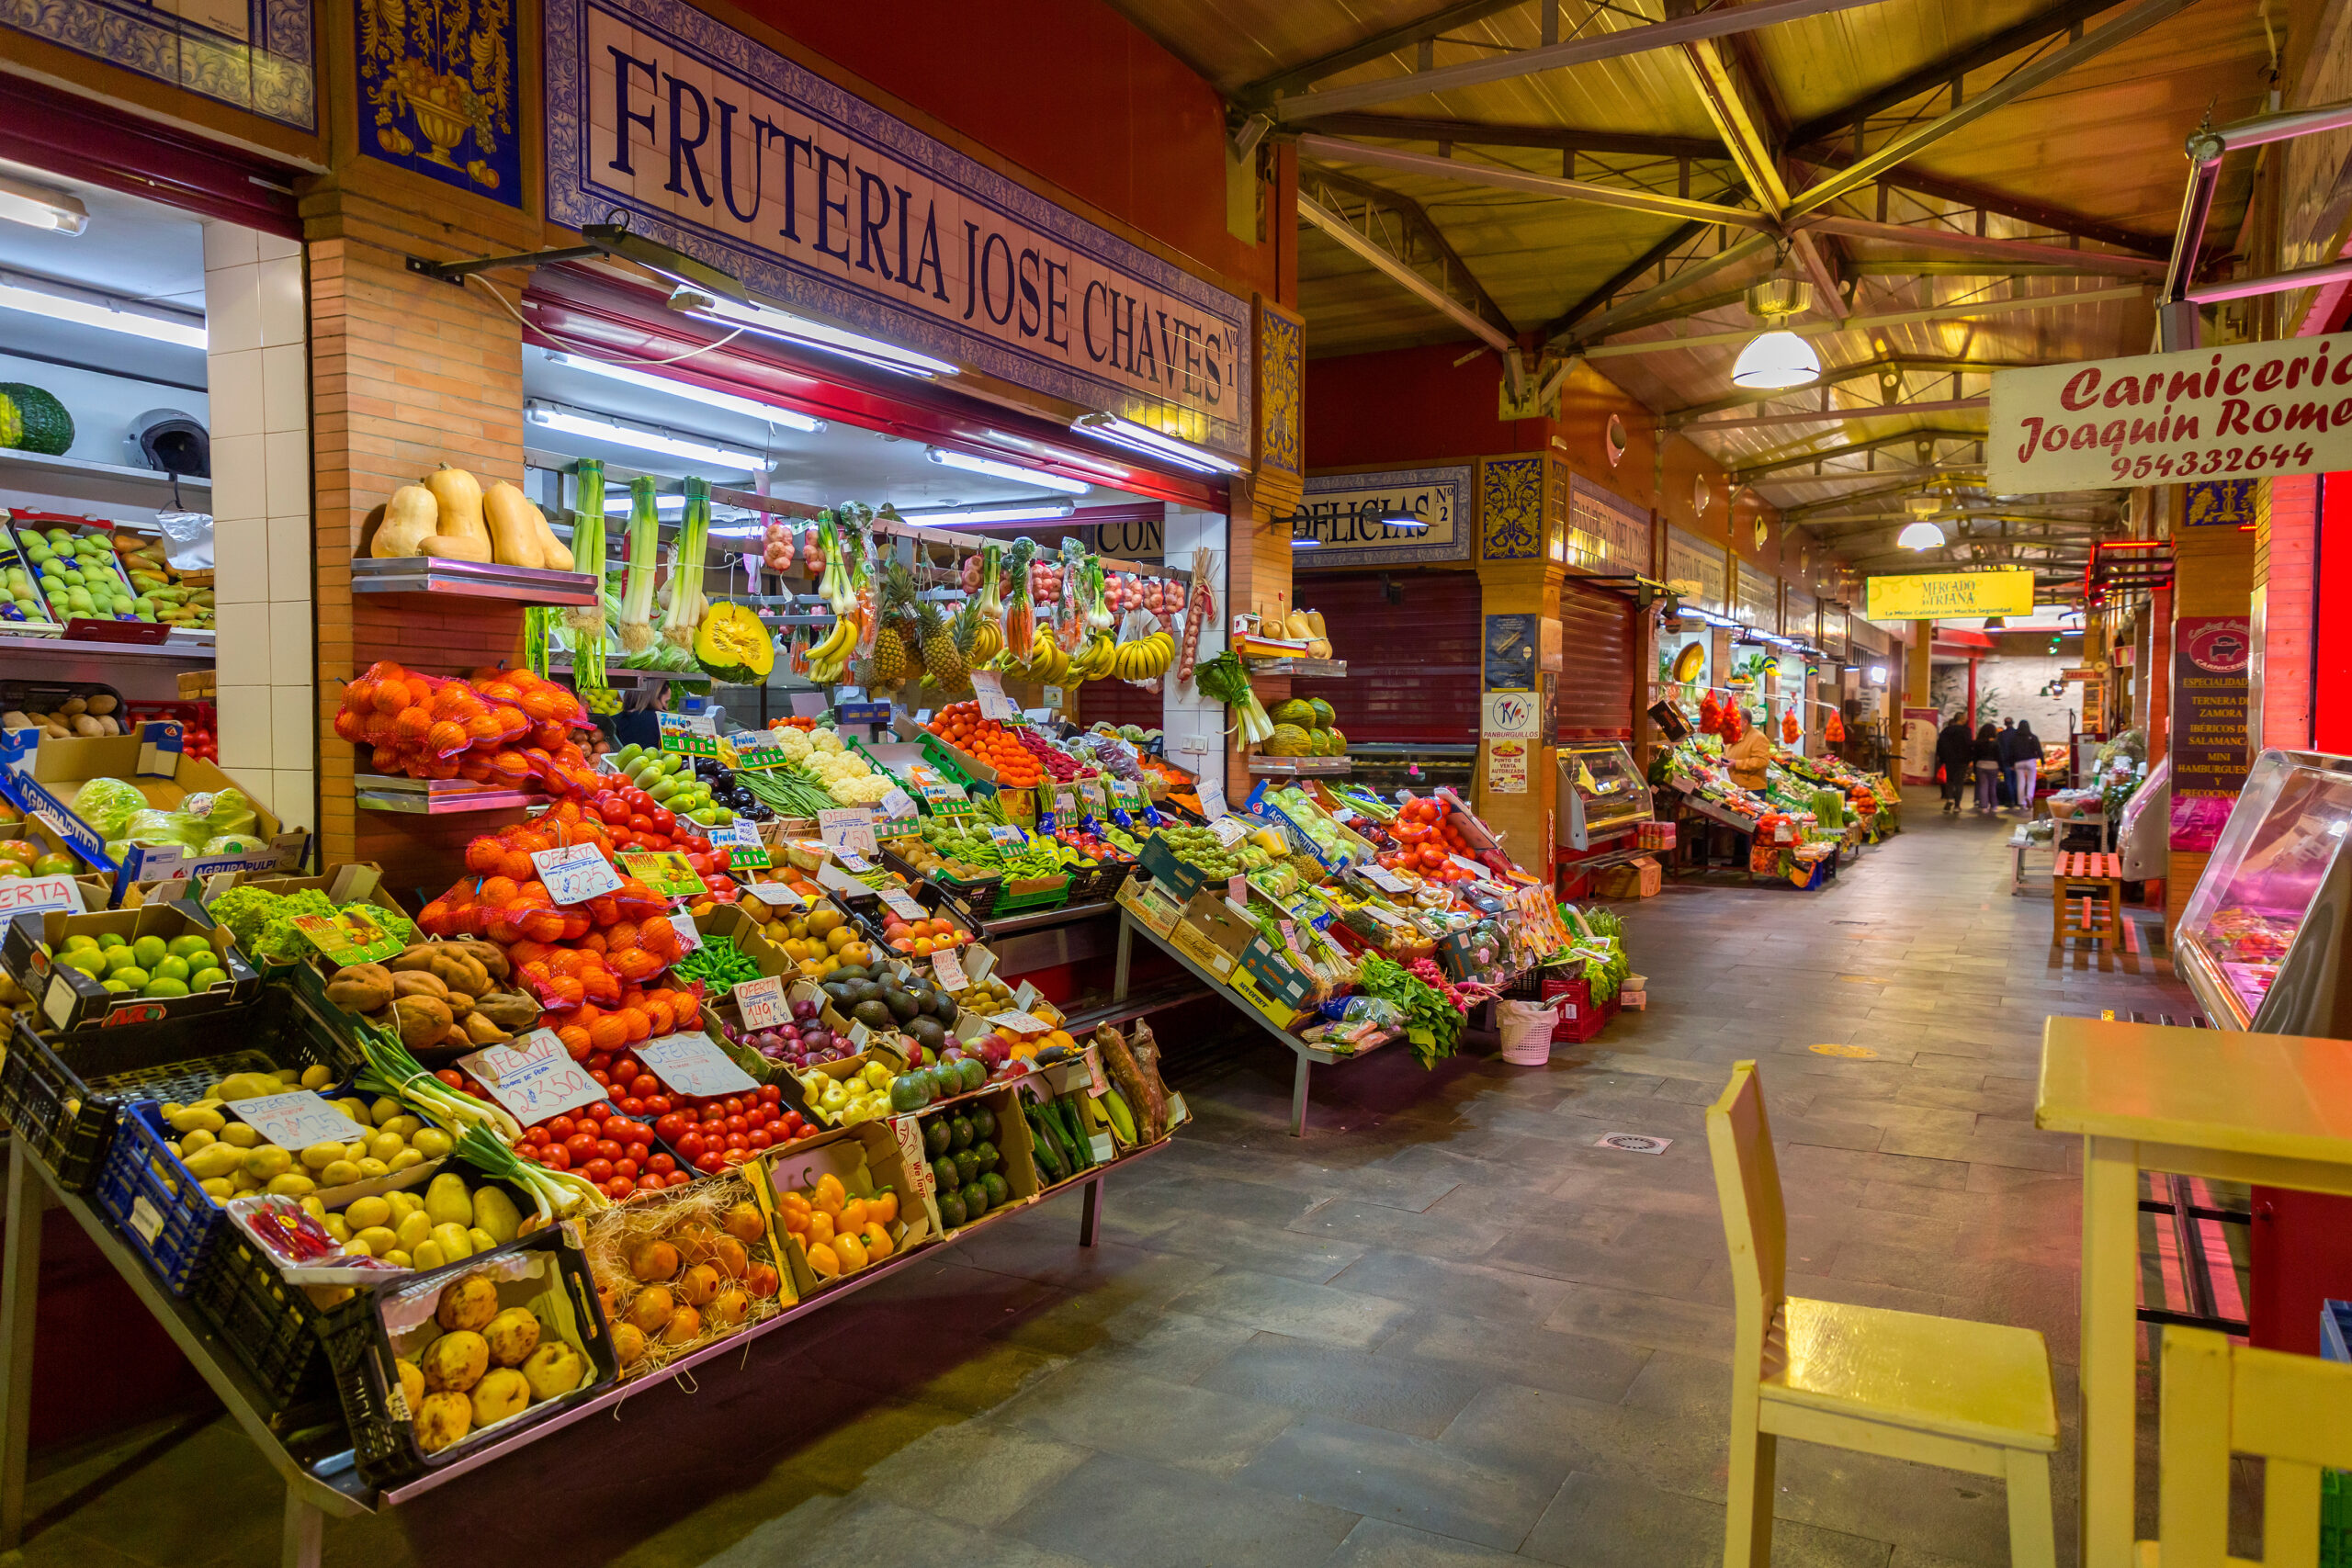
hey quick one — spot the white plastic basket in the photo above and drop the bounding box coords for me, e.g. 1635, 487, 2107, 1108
1498, 998, 1562, 1066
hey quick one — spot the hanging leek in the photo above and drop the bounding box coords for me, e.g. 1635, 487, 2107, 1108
662, 476, 711, 652
1197, 650, 1274, 745
564, 460, 616, 710
616, 475, 661, 654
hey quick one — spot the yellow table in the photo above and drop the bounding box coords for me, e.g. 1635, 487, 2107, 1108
2037, 1017, 2352, 1568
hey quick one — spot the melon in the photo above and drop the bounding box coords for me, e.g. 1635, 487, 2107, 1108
1270, 698, 1315, 728
0, 386, 72, 457
1306, 697, 1335, 729
1264, 723, 1312, 757
1327, 726, 1347, 752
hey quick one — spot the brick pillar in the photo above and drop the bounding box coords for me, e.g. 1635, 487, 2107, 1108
1473, 558, 1559, 880
301, 181, 533, 890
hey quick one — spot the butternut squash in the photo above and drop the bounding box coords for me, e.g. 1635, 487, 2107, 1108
371, 485, 440, 558
418, 532, 493, 562
424, 466, 491, 551
481, 481, 545, 570
527, 498, 574, 571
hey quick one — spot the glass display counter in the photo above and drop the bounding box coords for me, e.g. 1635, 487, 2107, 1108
2176, 749, 2352, 1033
1556, 742, 1653, 851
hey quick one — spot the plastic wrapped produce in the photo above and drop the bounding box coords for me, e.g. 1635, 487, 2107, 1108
71, 776, 147, 839
121, 807, 206, 847
197, 787, 258, 840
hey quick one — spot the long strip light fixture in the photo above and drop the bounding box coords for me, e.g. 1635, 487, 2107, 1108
899, 502, 1078, 526
0, 270, 204, 349
526, 401, 764, 469
680, 293, 958, 378
546, 352, 825, 433
925, 446, 1091, 496
0, 175, 87, 235
1070, 412, 1243, 475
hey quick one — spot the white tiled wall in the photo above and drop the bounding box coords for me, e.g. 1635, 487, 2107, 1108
204, 221, 314, 828
1160, 508, 1227, 784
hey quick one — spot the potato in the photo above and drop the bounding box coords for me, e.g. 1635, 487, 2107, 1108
395, 1357, 424, 1414
469, 1367, 531, 1427
481, 1307, 540, 1368
413, 1391, 472, 1453
521, 1340, 583, 1400
354, 1225, 400, 1256
300, 1142, 345, 1172
218, 1122, 260, 1149
344, 1195, 391, 1232
435, 1273, 499, 1332
419, 1330, 488, 1393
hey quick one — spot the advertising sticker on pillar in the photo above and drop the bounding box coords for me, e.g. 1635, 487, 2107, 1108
544, 0, 1253, 460
1293, 467, 1474, 568
2169, 616, 2252, 851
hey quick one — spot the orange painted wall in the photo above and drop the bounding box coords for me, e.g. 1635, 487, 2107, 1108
727, 0, 1286, 304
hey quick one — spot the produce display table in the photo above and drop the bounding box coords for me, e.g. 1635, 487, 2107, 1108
1111, 908, 1394, 1137
2008, 829, 2056, 896
0, 1120, 1168, 1567
2037, 1017, 2352, 1568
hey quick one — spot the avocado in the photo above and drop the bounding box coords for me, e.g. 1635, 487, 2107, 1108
882, 987, 920, 1024
970, 1105, 997, 1142
948, 1113, 974, 1152
938, 1189, 967, 1228
932, 1155, 960, 1191
934, 996, 958, 1028
953, 1147, 980, 1185
852, 998, 896, 1031
832, 964, 871, 985
848, 979, 883, 1007
980, 1171, 1009, 1208
924, 1118, 950, 1157
972, 1139, 999, 1172
961, 1180, 989, 1219
904, 1016, 946, 1055
956, 1057, 986, 1093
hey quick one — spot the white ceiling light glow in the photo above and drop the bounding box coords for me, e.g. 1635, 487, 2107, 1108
525, 402, 764, 469
0, 175, 87, 235
0, 272, 204, 349
1069, 412, 1244, 475
925, 446, 1091, 496
680, 295, 958, 378
899, 502, 1078, 525
1896, 521, 1947, 550
1730, 275, 1819, 390
546, 353, 825, 433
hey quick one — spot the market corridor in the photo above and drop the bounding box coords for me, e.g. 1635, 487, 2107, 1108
19, 791, 2194, 1567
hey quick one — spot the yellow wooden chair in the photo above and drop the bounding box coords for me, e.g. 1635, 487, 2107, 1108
2140, 1325, 2352, 1566
1707, 1060, 2061, 1568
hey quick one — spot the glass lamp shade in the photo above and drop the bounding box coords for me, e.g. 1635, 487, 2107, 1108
1896, 521, 1946, 550
1730, 328, 1820, 389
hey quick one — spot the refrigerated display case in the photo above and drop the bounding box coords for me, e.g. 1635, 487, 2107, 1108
1345, 742, 1476, 793
1556, 742, 1654, 851
2175, 749, 2352, 1034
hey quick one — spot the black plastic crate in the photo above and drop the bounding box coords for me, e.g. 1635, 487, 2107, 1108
187, 1222, 340, 1416
881, 846, 1004, 920
0, 979, 353, 1192
1062, 857, 1135, 907
319, 1225, 618, 1488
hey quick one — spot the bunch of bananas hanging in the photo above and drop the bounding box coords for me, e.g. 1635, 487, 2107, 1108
1015, 626, 1070, 684
806, 605, 862, 683
1065, 628, 1120, 681
1110, 628, 1175, 680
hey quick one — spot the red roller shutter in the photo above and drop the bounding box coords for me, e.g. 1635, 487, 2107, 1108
1555, 576, 1635, 740
1290, 570, 1481, 743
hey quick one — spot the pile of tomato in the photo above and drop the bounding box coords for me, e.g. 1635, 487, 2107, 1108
1375, 795, 1503, 884
491, 1085, 692, 1199
651, 1082, 808, 1173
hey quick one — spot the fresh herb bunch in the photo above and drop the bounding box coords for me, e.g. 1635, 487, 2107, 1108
1356, 952, 1463, 1067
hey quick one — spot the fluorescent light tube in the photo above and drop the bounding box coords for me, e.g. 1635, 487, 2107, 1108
1290, 534, 1320, 548
0, 175, 86, 235
604, 494, 687, 515
546, 353, 824, 433
526, 402, 764, 468
1374, 507, 1429, 531
899, 502, 1078, 525
685, 297, 957, 378
1070, 412, 1243, 475
925, 446, 1091, 496
0, 273, 202, 348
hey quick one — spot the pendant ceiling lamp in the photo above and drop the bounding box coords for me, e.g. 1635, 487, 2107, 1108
1896, 520, 1946, 550
1730, 276, 1819, 389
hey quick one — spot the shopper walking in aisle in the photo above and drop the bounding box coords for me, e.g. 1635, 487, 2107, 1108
1935, 712, 1973, 815
2011, 719, 2042, 817
1995, 719, 2019, 807
1973, 723, 2004, 814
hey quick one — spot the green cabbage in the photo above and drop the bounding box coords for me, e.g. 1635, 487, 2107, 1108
122, 808, 205, 848
71, 777, 147, 839
199, 789, 257, 840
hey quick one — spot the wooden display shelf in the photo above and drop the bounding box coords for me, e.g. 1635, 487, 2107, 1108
1247, 756, 1352, 777
351, 557, 602, 606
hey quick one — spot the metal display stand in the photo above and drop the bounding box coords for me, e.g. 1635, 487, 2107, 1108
0, 1120, 1170, 1565
1110, 908, 1394, 1136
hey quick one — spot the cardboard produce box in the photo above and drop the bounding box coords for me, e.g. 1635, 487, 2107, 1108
5, 897, 263, 1032
0, 724, 309, 901
748, 1120, 929, 1296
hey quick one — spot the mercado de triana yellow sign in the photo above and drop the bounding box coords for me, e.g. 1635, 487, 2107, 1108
1864, 570, 2036, 619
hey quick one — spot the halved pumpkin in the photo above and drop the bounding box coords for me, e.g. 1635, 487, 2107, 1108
695, 601, 775, 683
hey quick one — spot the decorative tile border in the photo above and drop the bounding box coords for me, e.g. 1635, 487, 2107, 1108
1, 0, 313, 130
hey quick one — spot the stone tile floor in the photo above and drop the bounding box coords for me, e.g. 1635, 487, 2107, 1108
8, 791, 2198, 1566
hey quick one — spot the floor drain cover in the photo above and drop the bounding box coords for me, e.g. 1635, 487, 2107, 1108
1595, 1133, 1672, 1155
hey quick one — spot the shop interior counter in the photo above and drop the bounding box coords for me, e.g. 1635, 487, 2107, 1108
2175, 748, 2352, 1033
1556, 742, 1652, 851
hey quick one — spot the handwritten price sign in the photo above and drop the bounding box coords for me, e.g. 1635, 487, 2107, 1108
638, 1031, 759, 1098
531, 844, 624, 905
458, 1031, 605, 1123
733, 975, 791, 1031
232, 1090, 371, 1151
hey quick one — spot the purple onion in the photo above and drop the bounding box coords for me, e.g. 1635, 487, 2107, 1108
792, 999, 820, 1022
803, 1029, 832, 1054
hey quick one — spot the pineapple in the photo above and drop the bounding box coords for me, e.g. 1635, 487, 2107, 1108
870, 561, 915, 687
919, 600, 966, 690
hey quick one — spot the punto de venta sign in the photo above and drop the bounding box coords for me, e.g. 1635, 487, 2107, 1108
545, 0, 1253, 458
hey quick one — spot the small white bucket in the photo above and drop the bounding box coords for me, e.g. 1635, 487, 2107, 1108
1498, 998, 1563, 1066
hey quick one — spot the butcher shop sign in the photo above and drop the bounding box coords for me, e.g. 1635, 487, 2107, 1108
544, 0, 1252, 458
1990, 333, 2352, 491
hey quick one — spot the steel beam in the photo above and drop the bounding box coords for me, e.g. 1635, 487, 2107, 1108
1842, 258, 2144, 277
1267, 0, 1900, 123
1283, 113, 1730, 162
1786, 0, 2202, 220
1300, 164, 1516, 333
1734, 427, 1985, 479
2187, 253, 2352, 303
1670, 354, 2033, 420
1581, 283, 2147, 359
1552, 229, 1782, 345
1794, 215, 2166, 276
1238, 0, 1529, 107
1295, 135, 1771, 227
1679, 397, 1988, 431
1298, 192, 1517, 355
1574, 285, 1752, 344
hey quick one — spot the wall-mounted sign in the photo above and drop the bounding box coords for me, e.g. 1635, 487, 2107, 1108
1484, 615, 1537, 692
1294, 466, 1472, 568
2170, 615, 2252, 851
1664, 526, 1728, 615
547, 0, 1253, 457
2184, 479, 2257, 527
1864, 570, 2035, 619
1989, 333, 2352, 491
1559, 471, 1650, 575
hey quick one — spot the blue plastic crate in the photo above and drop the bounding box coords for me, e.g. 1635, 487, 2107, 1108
93, 1100, 224, 1296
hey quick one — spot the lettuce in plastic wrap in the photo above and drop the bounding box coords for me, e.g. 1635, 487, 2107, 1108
121, 808, 206, 848
70, 777, 148, 840
200, 834, 271, 855
198, 789, 258, 840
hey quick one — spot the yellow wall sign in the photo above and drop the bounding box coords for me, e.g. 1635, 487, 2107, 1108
1864, 570, 2036, 619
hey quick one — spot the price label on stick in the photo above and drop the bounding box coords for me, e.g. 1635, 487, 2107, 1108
879, 786, 916, 819
878, 886, 927, 922
987, 824, 1027, 849
459, 1031, 605, 1123
668, 912, 701, 953
1084, 1046, 1109, 1099
233, 1090, 371, 1151
744, 881, 806, 910
532, 843, 624, 905
1198, 779, 1228, 821
1448, 852, 1490, 877
733, 975, 791, 1031
818, 807, 878, 859
990, 1009, 1053, 1035
617, 851, 707, 899
929, 945, 968, 990
970, 670, 1017, 722
1209, 817, 1249, 848
1361, 864, 1410, 894
638, 1031, 758, 1098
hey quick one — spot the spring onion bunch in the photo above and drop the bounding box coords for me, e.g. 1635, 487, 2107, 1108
616, 475, 662, 654
454, 1125, 610, 1221
350, 1016, 523, 1143
1196, 651, 1273, 745
662, 477, 711, 652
